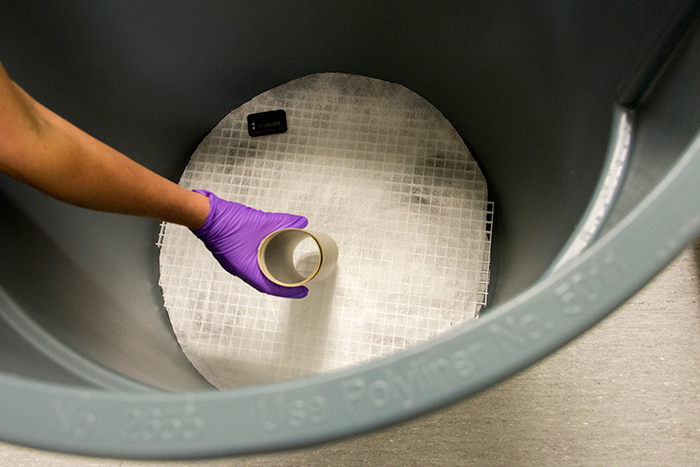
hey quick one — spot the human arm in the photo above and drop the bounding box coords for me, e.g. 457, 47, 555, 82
0, 61, 210, 230
0, 62, 308, 298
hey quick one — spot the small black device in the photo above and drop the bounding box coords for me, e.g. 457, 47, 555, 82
247, 109, 287, 137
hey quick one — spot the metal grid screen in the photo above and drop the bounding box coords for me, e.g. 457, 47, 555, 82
158, 74, 493, 389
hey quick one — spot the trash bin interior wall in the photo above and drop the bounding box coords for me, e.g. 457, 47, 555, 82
0, 0, 697, 394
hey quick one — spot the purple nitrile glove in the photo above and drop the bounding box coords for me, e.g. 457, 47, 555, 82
191, 189, 309, 299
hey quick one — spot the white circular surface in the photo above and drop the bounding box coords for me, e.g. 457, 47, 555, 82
159, 74, 492, 389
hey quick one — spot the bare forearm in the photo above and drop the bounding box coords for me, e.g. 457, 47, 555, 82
0, 63, 209, 230
20, 112, 209, 229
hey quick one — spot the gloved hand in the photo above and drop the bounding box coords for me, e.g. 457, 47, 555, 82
191, 189, 309, 299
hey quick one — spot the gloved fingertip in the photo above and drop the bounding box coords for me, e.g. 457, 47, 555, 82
286, 286, 309, 299
294, 216, 309, 229
260, 279, 309, 299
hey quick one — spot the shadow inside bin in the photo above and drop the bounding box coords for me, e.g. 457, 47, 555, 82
0, 189, 212, 391
279, 266, 338, 379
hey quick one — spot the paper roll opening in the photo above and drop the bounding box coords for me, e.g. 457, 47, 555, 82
258, 229, 338, 287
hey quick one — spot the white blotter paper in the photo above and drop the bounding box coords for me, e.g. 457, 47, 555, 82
158, 74, 493, 389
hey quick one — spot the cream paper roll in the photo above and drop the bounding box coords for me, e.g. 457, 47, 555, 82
258, 228, 338, 287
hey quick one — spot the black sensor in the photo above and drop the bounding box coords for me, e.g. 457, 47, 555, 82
247, 109, 287, 137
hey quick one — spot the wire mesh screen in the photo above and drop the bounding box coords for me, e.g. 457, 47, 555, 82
158, 74, 493, 389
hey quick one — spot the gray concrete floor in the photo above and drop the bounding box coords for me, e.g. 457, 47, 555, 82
1, 240, 699, 466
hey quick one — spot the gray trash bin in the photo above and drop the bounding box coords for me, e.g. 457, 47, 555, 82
0, 1, 699, 460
